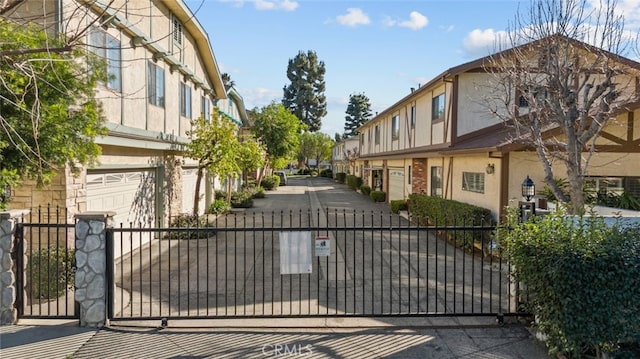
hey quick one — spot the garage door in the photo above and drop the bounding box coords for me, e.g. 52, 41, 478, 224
388, 169, 405, 201
86, 170, 156, 226
182, 168, 205, 215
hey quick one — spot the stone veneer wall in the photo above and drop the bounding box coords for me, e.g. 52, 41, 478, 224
0, 210, 29, 325
75, 212, 113, 327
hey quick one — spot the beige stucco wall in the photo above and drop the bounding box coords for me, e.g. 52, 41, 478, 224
456, 72, 502, 136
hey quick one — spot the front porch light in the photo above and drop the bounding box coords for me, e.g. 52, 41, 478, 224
521, 175, 535, 202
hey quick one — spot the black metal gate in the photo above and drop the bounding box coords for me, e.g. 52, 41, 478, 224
108, 210, 525, 322
14, 207, 77, 319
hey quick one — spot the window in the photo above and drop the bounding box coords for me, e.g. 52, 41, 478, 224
180, 82, 192, 118
148, 61, 165, 107
374, 125, 380, 145
172, 15, 183, 46
391, 115, 400, 140
462, 172, 485, 193
410, 105, 416, 128
88, 27, 121, 91
201, 96, 210, 120
432, 93, 445, 122
430, 166, 442, 197
585, 177, 624, 196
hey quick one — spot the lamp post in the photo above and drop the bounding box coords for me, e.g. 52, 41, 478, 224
519, 176, 536, 221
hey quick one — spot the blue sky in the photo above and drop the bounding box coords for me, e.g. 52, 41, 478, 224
185, 0, 640, 136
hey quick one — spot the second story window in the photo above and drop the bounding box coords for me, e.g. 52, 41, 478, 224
432, 93, 445, 123
392, 115, 400, 140
88, 27, 121, 92
374, 125, 380, 145
201, 96, 210, 120
410, 105, 416, 128
180, 82, 192, 118
172, 15, 183, 47
148, 61, 165, 107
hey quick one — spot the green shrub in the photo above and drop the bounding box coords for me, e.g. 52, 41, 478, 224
390, 200, 407, 214
335, 172, 347, 183
27, 247, 74, 300
214, 190, 227, 200
370, 190, 386, 202
208, 200, 230, 215
167, 214, 217, 239
407, 194, 494, 248
360, 184, 371, 195
346, 175, 363, 191
500, 208, 640, 358
231, 190, 254, 208
261, 175, 280, 190
320, 169, 333, 178
251, 186, 265, 199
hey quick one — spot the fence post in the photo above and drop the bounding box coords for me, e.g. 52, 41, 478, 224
0, 210, 29, 325
74, 212, 114, 327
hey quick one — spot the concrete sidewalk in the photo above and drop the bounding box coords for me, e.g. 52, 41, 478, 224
1, 318, 551, 358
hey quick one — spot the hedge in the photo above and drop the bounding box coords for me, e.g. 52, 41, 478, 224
370, 190, 386, 202
261, 175, 280, 190
27, 247, 74, 300
500, 208, 640, 358
390, 200, 407, 214
335, 172, 346, 183
407, 194, 494, 249
360, 184, 371, 195
346, 175, 363, 191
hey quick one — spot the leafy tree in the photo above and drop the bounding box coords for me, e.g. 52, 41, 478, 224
0, 18, 108, 208
298, 132, 333, 169
221, 73, 235, 89
483, 0, 638, 214
237, 133, 265, 182
185, 109, 241, 214
249, 102, 301, 183
282, 50, 327, 132
344, 93, 372, 137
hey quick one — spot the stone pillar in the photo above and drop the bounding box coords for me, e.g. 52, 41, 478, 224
0, 210, 29, 325
74, 212, 114, 327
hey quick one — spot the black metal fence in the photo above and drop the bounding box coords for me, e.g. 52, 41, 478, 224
109, 210, 525, 321
14, 206, 77, 319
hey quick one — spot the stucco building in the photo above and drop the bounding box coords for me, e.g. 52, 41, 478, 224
6, 0, 246, 226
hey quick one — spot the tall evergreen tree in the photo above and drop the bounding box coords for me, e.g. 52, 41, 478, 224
282, 50, 327, 132
344, 93, 372, 137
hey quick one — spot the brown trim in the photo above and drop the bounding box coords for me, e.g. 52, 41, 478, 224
499, 153, 510, 222
451, 75, 459, 146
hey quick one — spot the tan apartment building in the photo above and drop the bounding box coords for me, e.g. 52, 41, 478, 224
356, 35, 640, 219
5, 0, 243, 226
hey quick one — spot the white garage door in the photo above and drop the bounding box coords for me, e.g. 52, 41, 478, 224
86, 170, 156, 226
182, 168, 205, 215
388, 169, 405, 201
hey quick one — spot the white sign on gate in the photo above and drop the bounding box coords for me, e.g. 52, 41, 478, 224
315, 236, 330, 257
279, 231, 312, 274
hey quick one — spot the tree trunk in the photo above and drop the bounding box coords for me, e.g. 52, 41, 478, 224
193, 167, 204, 215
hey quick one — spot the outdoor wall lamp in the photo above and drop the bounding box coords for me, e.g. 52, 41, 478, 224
485, 163, 495, 174
522, 175, 535, 201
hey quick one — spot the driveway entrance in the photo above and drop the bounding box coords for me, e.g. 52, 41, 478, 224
108, 177, 522, 323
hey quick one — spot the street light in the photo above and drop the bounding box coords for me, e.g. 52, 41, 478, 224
521, 175, 535, 202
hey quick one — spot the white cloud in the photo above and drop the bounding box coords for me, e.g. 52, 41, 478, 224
253, 0, 298, 11
336, 8, 370, 27
398, 11, 428, 30
462, 28, 509, 58
238, 87, 282, 108
381, 16, 396, 28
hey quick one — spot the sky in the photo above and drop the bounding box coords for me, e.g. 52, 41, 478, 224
184, 0, 640, 137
